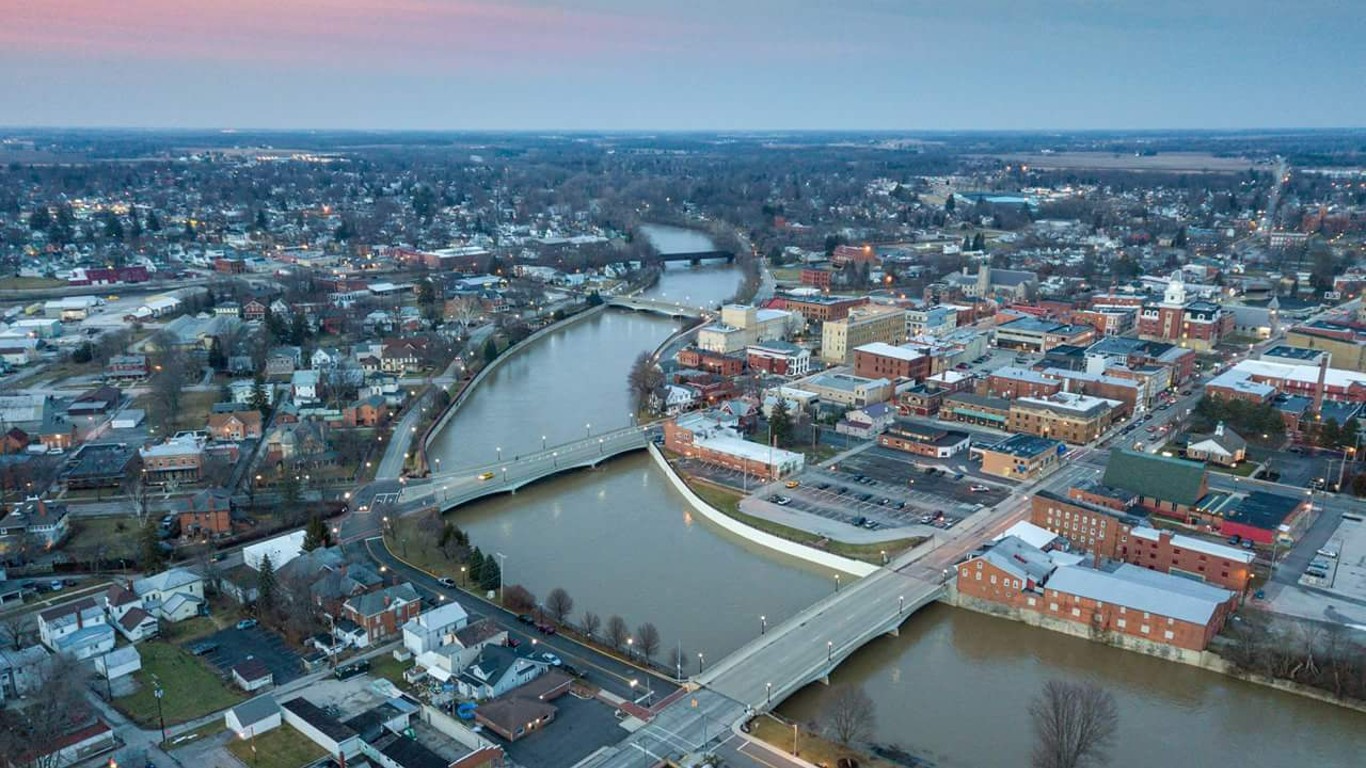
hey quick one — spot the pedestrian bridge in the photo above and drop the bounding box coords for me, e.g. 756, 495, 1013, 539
695, 566, 945, 711
398, 425, 653, 511
606, 295, 714, 319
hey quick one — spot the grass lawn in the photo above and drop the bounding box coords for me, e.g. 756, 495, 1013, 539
1209, 460, 1260, 477
687, 478, 922, 564
65, 515, 140, 561
368, 654, 412, 688
158, 615, 229, 643
115, 641, 244, 727
388, 519, 460, 580
134, 389, 220, 432
226, 724, 326, 768
0, 276, 67, 289
751, 715, 898, 768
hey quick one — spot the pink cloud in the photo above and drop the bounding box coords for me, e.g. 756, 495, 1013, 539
3, 0, 683, 69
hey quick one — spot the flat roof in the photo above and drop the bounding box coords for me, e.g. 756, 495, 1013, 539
855, 342, 925, 362
985, 433, 1064, 458
1226, 491, 1305, 531
1047, 564, 1232, 625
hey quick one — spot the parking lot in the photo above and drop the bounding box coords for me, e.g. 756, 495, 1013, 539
191, 623, 303, 686
1298, 514, 1366, 601
498, 691, 626, 768
754, 446, 1009, 534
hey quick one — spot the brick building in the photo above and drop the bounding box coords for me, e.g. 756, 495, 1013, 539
1136, 275, 1232, 351
979, 435, 1064, 480
983, 367, 1062, 400
799, 268, 833, 289
746, 342, 811, 377
676, 347, 745, 377
877, 419, 971, 458
773, 294, 868, 326
1007, 393, 1121, 444
340, 583, 422, 646
821, 305, 908, 364
663, 413, 805, 480
853, 342, 931, 381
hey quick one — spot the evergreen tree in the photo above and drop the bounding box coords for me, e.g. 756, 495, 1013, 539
1341, 418, 1360, 451
302, 515, 331, 551
467, 546, 485, 585
770, 398, 793, 447
28, 206, 51, 231
250, 373, 271, 414
1319, 418, 1342, 449
146, 210, 162, 231
483, 338, 498, 365
129, 209, 143, 240
255, 209, 268, 231
138, 518, 165, 574
183, 219, 196, 241
479, 552, 501, 592
972, 233, 986, 251
281, 471, 302, 507
945, 194, 956, 214
289, 312, 309, 345
257, 554, 278, 613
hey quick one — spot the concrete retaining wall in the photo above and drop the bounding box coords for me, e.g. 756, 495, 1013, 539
424, 303, 607, 448
648, 443, 877, 577
420, 704, 500, 752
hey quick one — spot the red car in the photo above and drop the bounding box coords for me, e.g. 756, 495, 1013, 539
535, 623, 557, 635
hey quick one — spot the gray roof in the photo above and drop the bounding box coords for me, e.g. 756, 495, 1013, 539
345, 583, 419, 617
1046, 564, 1232, 625
982, 536, 1055, 584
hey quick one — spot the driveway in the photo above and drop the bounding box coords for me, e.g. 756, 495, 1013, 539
195, 624, 303, 686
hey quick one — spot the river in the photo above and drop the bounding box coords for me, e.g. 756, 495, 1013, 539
428, 224, 1364, 766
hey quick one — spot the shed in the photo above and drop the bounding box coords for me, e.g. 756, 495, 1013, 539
94, 645, 142, 680
231, 656, 274, 692
225, 695, 283, 737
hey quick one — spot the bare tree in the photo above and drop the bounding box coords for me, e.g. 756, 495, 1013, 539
147, 347, 192, 433
822, 683, 877, 747
0, 652, 89, 768
0, 611, 37, 649
545, 587, 574, 624
503, 584, 537, 614
606, 614, 629, 650
1029, 680, 1118, 768
581, 611, 601, 639
635, 622, 661, 663
626, 351, 664, 414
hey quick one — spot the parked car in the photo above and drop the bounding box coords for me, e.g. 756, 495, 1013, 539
774, 496, 791, 506
49, 580, 63, 592
335, 660, 370, 680
852, 516, 867, 526
1316, 548, 1339, 559
516, 614, 536, 624
540, 652, 562, 666
189, 642, 219, 656
969, 484, 990, 493
235, 619, 258, 630
784, 480, 800, 489
536, 623, 557, 635
438, 577, 457, 588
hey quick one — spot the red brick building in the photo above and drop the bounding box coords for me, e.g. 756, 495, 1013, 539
831, 244, 880, 267
799, 268, 834, 289
777, 295, 868, 325
853, 343, 930, 381
676, 347, 745, 377
983, 368, 1062, 400
341, 583, 422, 645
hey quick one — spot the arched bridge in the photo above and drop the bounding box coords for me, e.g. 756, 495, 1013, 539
398, 425, 654, 511
606, 295, 714, 319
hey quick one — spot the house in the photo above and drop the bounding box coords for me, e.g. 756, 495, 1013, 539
104, 584, 158, 641
68, 385, 122, 417
94, 645, 142, 680
292, 370, 322, 404
37, 597, 115, 659
0, 645, 51, 702
413, 619, 508, 682
265, 347, 302, 378
457, 645, 551, 701
401, 601, 471, 656
178, 487, 236, 538
13, 714, 116, 768
0, 497, 71, 553
132, 567, 205, 623
265, 421, 330, 466
232, 657, 274, 692
242, 299, 269, 322
225, 695, 284, 737
380, 339, 426, 373
1, 426, 29, 454
836, 403, 899, 438
207, 410, 263, 441
219, 564, 262, 605
340, 583, 422, 646
342, 395, 390, 427
243, 530, 306, 572
1185, 423, 1247, 467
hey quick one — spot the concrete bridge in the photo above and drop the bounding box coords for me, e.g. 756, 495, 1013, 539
695, 566, 945, 712
606, 295, 714, 319
398, 425, 653, 510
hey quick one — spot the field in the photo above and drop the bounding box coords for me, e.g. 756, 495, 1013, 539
64, 515, 140, 562
0, 276, 67, 290
134, 388, 220, 431
226, 724, 326, 768
987, 151, 1256, 172
115, 641, 244, 726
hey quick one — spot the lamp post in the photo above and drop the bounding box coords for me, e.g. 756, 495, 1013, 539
766, 682, 773, 705
494, 552, 507, 603
899, 595, 905, 615
598, 437, 604, 455
153, 680, 167, 745
501, 467, 507, 484
827, 641, 833, 662
585, 423, 592, 439
496, 446, 502, 463
697, 652, 705, 674
760, 615, 766, 635
834, 574, 841, 593
552, 451, 558, 468
459, 565, 467, 587
626, 637, 634, 661
542, 435, 547, 451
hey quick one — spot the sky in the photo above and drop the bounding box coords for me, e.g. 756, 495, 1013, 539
2, 0, 1363, 131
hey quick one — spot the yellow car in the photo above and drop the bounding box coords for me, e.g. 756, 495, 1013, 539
784, 480, 800, 489
478, 471, 496, 481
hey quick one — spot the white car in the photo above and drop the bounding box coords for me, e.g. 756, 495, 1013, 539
541, 652, 562, 666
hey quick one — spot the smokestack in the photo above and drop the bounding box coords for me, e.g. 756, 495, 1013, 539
1313, 354, 1329, 416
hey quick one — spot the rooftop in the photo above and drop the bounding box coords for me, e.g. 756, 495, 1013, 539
1047, 563, 1233, 625
854, 342, 925, 362
1225, 491, 1306, 532
1103, 449, 1207, 507
985, 433, 1065, 459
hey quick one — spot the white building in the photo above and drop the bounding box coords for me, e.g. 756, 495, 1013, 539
401, 601, 471, 656
243, 531, 306, 572
132, 568, 205, 623
37, 597, 114, 660
95, 645, 142, 681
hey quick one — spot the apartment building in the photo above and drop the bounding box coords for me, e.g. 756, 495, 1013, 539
821, 305, 908, 364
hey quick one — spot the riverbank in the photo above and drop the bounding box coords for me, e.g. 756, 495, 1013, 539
648, 444, 879, 577
946, 584, 1366, 715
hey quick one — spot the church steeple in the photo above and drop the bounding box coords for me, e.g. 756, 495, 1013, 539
1163, 271, 1186, 306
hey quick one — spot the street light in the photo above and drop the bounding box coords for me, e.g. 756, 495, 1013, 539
767, 682, 773, 705
598, 437, 604, 454
834, 574, 841, 593
585, 423, 592, 439
627, 637, 634, 660
153, 680, 167, 745
459, 565, 467, 586
697, 652, 705, 674
899, 595, 905, 615
541, 435, 547, 451
760, 615, 766, 635
494, 552, 507, 603
496, 446, 502, 463
827, 641, 833, 662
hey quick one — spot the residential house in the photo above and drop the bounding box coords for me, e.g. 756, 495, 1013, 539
292, 370, 322, 405
177, 487, 236, 538
456, 645, 551, 701
340, 583, 422, 646
37, 597, 115, 659
265, 346, 302, 378
474, 671, 573, 743
68, 386, 122, 417
104, 584, 159, 641
836, 403, 898, 438
1, 427, 29, 454
401, 601, 471, 656
132, 567, 206, 623
0, 645, 51, 702
265, 421, 330, 467
242, 299, 269, 322
381, 339, 426, 373
342, 395, 390, 427
207, 410, 263, 442
413, 619, 508, 683
0, 498, 71, 554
